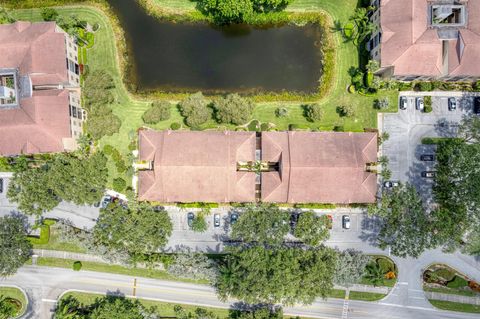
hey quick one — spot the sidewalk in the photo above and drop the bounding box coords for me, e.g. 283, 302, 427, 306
335, 284, 390, 295
425, 291, 480, 305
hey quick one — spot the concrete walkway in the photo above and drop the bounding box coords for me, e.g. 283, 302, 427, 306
33, 249, 107, 263
425, 291, 480, 305
335, 283, 390, 295
399, 91, 480, 97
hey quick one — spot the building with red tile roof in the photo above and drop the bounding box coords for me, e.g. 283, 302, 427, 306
137, 130, 378, 204
0, 21, 83, 156
368, 0, 480, 80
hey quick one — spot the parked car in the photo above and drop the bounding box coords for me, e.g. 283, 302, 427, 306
230, 212, 239, 225
474, 97, 480, 114
0, 178, 3, 193
416, 97, 424, 111
448, 97, 457, 111
421, 171, 436, 178
420, 154, 435, 161
327, 214, 333, 229
187, 212, 195, 228
383, 181, 399, 188
399, 96, 407, 110
101, 195, 112, 209
342, 215, 351, 229
214, 214, 221, 227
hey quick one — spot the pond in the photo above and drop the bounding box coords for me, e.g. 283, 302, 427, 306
108, 0, 324, 94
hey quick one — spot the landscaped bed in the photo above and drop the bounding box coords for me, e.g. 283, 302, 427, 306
0, 286, 27, 318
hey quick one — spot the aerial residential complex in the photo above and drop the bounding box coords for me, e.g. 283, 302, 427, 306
0, 21, 83, 156
368, 0, 480, 80
137, 130, 378, 204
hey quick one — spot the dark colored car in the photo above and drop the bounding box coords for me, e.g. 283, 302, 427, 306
448, 97, 457, 111
187, 212, 195, 228
421, 171, 436, 178
0, 178, 3, 193
214, 214, 221, 227
420, 154, 435, 161
230, 212, 239, 225
399, 96, 407, 110
474, 97, 480, 114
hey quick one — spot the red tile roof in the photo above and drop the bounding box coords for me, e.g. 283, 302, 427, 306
261, 132, 378, 204
0, 21, 72, 156
380, 0, 480, 77
138, 130, 256, 203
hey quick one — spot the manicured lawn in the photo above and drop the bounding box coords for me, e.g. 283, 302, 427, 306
32, 225, 87, 253
359, 277, 397, 288
31, 257, 209, 285
349, 291, 386, 301
424, 286, 478, 297
62, 291, 230, 317
0, 286, 28, 317
429, 300, 480, 313
11, 1, 398, 187
328, 289, 347, 299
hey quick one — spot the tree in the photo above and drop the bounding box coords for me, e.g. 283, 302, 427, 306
216, 246, 337, 305
336, 105, 355, 118
53, 295, 83, 319
174, 305, 217, 319
363, 261, 384, 287
0, 295, 18, 319
293, 211, 330, 246
252, 0, 292, 12
275, 107, 288, 118
167, 252, 218, 282
458, 115, 480, 143
0, 7, 15, 24
304, 103, 324, 122
198, 0, 254, 24
333, 249, 370, 287
94, 203, 172, 256
369, 183, 434, 258
41, 7, 58, 21
374, 98, 389, 110
142, 101, 172, 124
178, 92, 212, 128
213, 94, 254, 125
230, 204, 290, 246
229, 305, 283, 319
191, 214, 208, 233
463, 231, 480, 256
0, 215, 32, 277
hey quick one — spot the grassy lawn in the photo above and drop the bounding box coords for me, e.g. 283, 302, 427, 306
62, 291, 231, 317
424, 286, 478, 298
0, 286, 28, 317
328, 289, 347, 299
11, 1, 397, 188
349, 291, 386, 301
359, 277, 397, 288
32, 225, 87, 253
429, 300, 480, 314
30, 257, 209, 285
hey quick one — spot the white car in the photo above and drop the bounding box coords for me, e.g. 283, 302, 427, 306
342, 215, 351, 229
416, 97, 424, 112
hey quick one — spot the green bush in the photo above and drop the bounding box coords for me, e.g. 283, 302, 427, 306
103, 144, 113, 155
178, 202, 219, 208
142, 101, 172, 124
92, 22, 100, 32
289, 124, 299, 131
73, 261, 82, 271
434, 268, 456, 282
333, 125, 344, 132
260, 123, 270, 131
111, 148, 121, 162
337, 105, 355, 117
348, 85, 356, 94
248, 120, 259, 131
128, 141, 137, 151
415, 82, 434, 92
424, 96, 432, 113
377, 257, 395, 274
41, 7, 58, 21
178, 92, 211, 128
365, 72, 374, 88
275, 107, 288, 118
343, 22, 354, 38
213, 93, 254, 125
304, 103, 324, 122
294, 203, 336, 209
112, 177, 127, 192
446, 276, 468, 289
191, 215, 208, 233
170, 122, 181, 130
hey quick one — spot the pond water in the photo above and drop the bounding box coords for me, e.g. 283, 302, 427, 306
108, 0, 324, 93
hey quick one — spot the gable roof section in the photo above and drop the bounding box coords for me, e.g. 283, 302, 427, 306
137, 130, 256, 203
261, 132, 378, 204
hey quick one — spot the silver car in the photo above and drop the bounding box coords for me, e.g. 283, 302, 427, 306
214, 214, 221, 227
342, 215, 351, 229
416, 97, 424, 111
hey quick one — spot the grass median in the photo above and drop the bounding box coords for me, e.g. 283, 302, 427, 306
0, 286, 28, 317
429, 300, 480, 313
349, 291, 386, 301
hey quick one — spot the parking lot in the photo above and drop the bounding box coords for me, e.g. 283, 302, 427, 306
381, 92, 479, 204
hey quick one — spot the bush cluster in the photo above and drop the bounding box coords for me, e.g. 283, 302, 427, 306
304, 103, 324, 122
178, 92, 212, 128
213, 93, 254, 125
142, 101, 172, 124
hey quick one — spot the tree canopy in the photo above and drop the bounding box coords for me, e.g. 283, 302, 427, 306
178, 92, 212, 128
167, 252, 218, 283
230, 204, 290, 246
293, 211, 330, 246
213, 94, 254, 125
369, 183, 434, 258
142, 101, 172, 124
216, 246, 337, 305
304, 103, 324, 122
94, 203, 172, 256
0, 215, 32, 277
333, 249, 370, 287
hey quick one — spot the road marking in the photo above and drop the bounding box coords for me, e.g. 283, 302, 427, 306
341, 290, 350, 319
133, 278, 137, 297
42, 299, 57, 303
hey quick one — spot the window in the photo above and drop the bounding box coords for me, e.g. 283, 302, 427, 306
77, 109, 83, 120
72, 106, 77, 118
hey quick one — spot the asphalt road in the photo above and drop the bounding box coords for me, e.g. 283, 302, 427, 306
3, 265, 480, 319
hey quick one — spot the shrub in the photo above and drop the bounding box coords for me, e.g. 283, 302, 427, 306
112, 178, 127, 192
213, 93, 254, 125
111, 148, 121, 162
92, 22, 100, 32
248, 120, 259, 131
178, 92, 211, 128
142, 101, 172, 124
260, 123, 270, 131
337, 105, 355, 117
41, 7, 58, 21
414, 82, 433, 92
191, 215, 208, 233
333, 125, 344, 132
170, 122, 181, 130
275, 107, 288, 118
304, 103, 324, 122
128, 141, 137, 151
424, 96, 432, 113
434, 268, 456, 281
374, 98, 390, 110
348, 85, 356, 94
115, 161, 127, 174
103, 144, 113, 155
73, 261, 82, 271
289, 124, 299, 131
377, 257, 395, 274
365, 72, 374, 88
447, 276, 468, 289
343, 22, 354, 38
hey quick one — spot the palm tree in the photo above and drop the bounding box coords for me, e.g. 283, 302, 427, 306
53, 296, 82, 319
364, 262, 384, 287
0, 296, 18, 319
